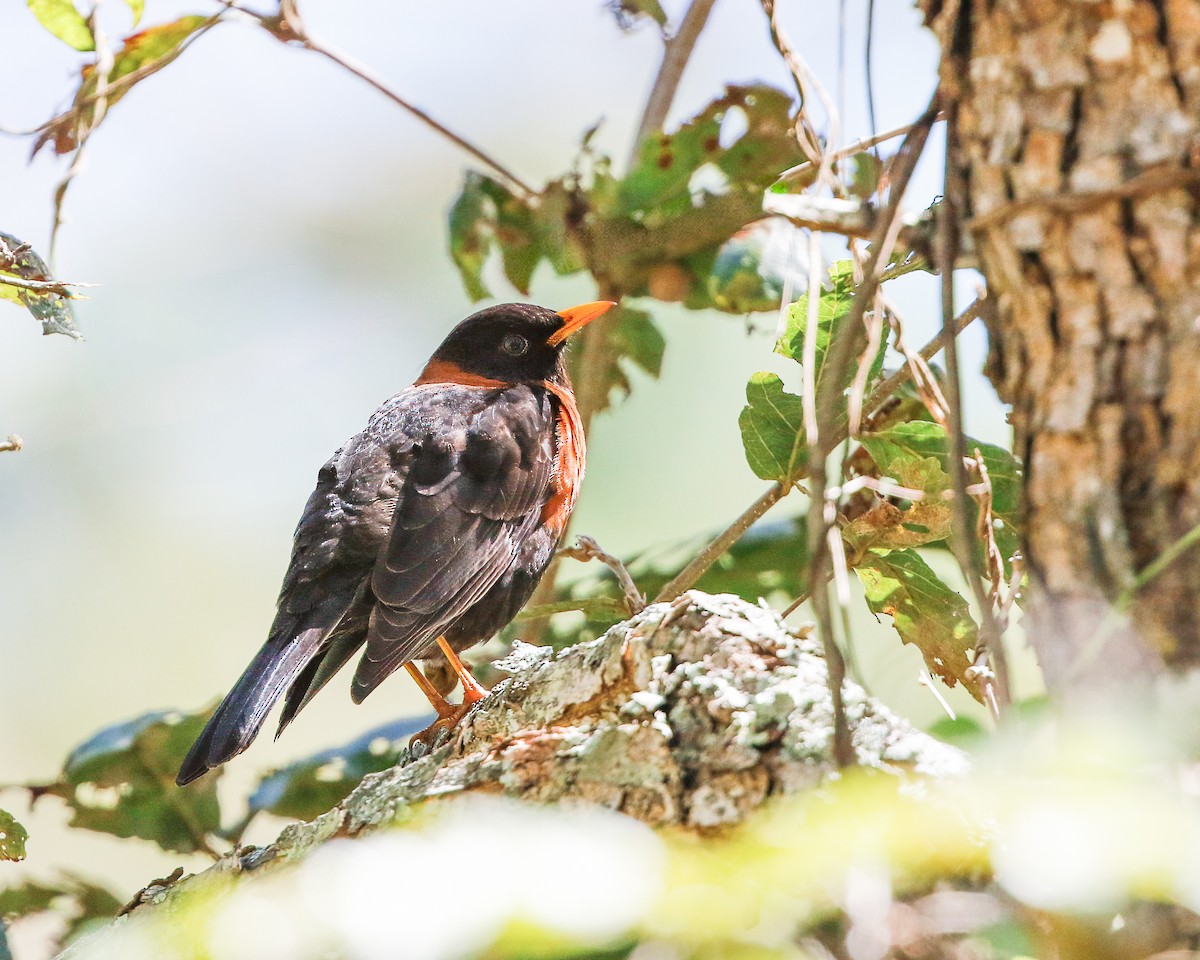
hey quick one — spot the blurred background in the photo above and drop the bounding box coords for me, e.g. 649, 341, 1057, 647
0, 0, 1018, 931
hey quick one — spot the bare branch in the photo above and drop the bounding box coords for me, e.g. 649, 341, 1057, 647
627, 0, 719, 168
0, 435, 23, 454
655, 483, 789, 602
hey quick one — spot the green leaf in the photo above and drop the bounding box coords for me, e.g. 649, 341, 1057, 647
609, 305, 665, 379
738, 372, 807, 483
611, 0, 668, 28
27, 0, 94, 51
773, 260, 887, 432
855, 548, 985, 702
848, 152, 883, 200
776, 259, 854, 368
33, 708, 222, 854
248, 718, 428, 821
0, 810, 27, 862
0, 232, 81, 339
123, 0, 144, 26
618, 86, 798, 217
35, 15, 211, 156
564, 304, 666, 414
448, 172, 498, 300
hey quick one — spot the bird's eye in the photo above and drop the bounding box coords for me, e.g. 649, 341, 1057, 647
501, 333, 529, 356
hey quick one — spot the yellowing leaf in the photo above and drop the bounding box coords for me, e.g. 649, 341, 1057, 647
855, 548, 984, 702
36, 15, 212, 156
27, 0, 94, 51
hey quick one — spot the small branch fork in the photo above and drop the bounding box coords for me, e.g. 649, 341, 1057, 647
559, 536, 646, 616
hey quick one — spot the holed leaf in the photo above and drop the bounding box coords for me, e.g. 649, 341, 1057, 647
855, 548, 984, 702
738, 372, 807, 483
0, 810, 27, 862
618, 86, 798, 217
27, 0, 94, 51
36, 15, 212, 156
0, 232, 80, 338
32, 708, 221, 854
248, 717, 430, 822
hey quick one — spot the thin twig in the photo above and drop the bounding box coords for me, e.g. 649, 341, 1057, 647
27, 16, 221, 143
0, 275, 92, 296
939, 110, 1012, 716
760, 0, 839, 192
655, 483, 788, 602
558, 535, 646, 615
862, 295, 987, 420
627, 0, 719, 168
773, 118, 941, 189
514, 597, 629, 623
265, 1, 534, 198
805, 92, 942, 769
0, 435, 23, 453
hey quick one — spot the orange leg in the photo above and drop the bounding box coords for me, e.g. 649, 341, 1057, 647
403, 662, 458, 722
404, 639, 490, 746
436, 636, 490, 706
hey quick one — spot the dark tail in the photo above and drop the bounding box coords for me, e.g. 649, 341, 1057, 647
176, 604, 347, 786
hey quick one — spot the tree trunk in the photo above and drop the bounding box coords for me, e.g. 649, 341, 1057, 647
923, 0, 1200, 693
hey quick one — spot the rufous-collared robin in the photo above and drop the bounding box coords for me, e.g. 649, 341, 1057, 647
176, 300, 615, 785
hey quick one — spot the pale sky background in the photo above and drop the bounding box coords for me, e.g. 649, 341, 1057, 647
0, 0, 1020, 944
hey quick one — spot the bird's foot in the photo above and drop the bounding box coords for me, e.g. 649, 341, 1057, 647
410, 700, 475, 748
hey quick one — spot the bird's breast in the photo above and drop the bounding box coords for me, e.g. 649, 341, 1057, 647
539, 381, 585, 537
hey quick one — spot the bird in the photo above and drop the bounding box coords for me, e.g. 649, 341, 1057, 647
176, 300, 616, 785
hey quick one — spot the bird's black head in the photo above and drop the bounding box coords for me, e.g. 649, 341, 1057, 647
417, 301, 616, 388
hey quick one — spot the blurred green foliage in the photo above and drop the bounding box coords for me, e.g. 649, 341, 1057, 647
44, 720, 1200, 960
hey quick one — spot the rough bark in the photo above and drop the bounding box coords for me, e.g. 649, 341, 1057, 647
923, 0, 1200, 692
115, 592, 965, 920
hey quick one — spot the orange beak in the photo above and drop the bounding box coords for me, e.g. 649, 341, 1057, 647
547, 300, 617, 346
